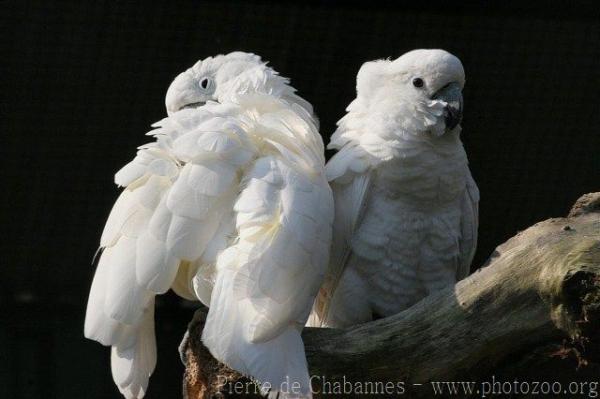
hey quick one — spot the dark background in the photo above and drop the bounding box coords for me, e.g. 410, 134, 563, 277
2, 1, 599, 398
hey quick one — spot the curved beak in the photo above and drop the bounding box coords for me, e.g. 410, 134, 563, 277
165, 72, 206, 115
432, 82, 463, 131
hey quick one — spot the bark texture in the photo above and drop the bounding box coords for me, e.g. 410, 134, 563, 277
181, 193, 600, 398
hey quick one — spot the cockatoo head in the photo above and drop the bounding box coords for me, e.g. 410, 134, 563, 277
356, 49, 465, 135
165, 52, 306, 115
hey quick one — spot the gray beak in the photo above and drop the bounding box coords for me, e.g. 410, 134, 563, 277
165, 72, 208, 115
431, 82, 463, 131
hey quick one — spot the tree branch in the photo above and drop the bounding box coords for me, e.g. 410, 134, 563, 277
181, 193, 600, 398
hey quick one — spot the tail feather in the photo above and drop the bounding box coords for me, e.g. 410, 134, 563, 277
203, 270, 312, 398
111, 300, 157, 399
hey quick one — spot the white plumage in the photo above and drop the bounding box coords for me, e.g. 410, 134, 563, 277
85, 52, 333, 398
309, 49, 479, 328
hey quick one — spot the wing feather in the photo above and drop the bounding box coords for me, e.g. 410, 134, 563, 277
84, 247, 136, 348
203, 152, 333, 397
456, 171, 479, 279
104, 236, 153, 324
309, 144, 374, 326
86, 104, 258, 398
135, 231, 180, 294
87, 96, 330, 398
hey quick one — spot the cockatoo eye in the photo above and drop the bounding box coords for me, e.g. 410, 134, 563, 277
199, 77, 214, 92
412, 77, 424, 88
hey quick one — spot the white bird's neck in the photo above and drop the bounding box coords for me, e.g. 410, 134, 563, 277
237, 94, 326, 175
330, 99, 470, 207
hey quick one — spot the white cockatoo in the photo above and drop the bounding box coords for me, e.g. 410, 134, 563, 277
84, 52, 333, 399
310, 49, 479, 328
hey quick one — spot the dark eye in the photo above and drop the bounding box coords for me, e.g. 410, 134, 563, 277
199, 77, 211, 90
412, 77, 424, 88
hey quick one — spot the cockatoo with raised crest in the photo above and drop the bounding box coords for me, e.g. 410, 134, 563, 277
310, 49, 478, 328
84, 52, 333, 399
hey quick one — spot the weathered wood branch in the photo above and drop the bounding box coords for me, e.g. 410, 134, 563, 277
181, 193, 600, 398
